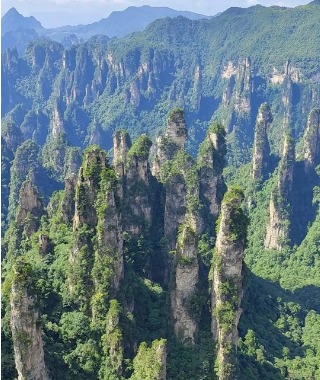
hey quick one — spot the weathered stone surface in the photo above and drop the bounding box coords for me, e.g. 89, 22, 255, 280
278, 132, 295, 197
265, 131, 294, 250
211, 188, 247, 380
252, 102, 272, 180
16, 180, 44, 237
152, 109, 187, 178
171, 217, 199, 344
264, 192, 289, 251
11, 260, 49, 380
124, 136, 153, 234
303, 108, 320, 172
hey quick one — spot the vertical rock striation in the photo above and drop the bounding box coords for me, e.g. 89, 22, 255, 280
70, 146, 123, 310
10, 260, 49, 380
303, 108, 320, 173
171, 216, 199, 344
252, 103, 272, 181
124, 134, 153, 234
151, 108, 187, 179
265, 131, 295, 250
16, 180, 44, 238
198, 122, 227, 222
211, 187, 247, 380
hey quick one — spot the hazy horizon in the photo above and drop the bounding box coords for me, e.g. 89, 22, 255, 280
1, 0, 311, 28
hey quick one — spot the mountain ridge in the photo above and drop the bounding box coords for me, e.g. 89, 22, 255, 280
1, 5, 211, 54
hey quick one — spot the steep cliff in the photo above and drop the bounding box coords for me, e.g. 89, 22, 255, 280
124, 134, 153, 235
265, 132, 295, 250
252, 103, 272, 181
10, 259, 49, 380
171, 216, 199, 344
16, 180, 44, 238
198, 122, 227, 223
303, 108, 320, 173
211, 187, 247, 380
69, 146, 123, 312
152, 108, 187, 179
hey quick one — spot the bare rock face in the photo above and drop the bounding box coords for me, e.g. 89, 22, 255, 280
264, 192, 289, 251
51, 104, 64, 138
198, 122, 227, 221
281, 76, 293, 131
61, 177, 77, 223
171, 217, 199, 344
265, 131, 294, 250
10, 260, 49, 380
278, 131, 295, 197
16, 180, 44, 237
252, 103, 272, 181
73, 146, 107, 230
303, 109, 320, 172
113, 130, 131, 177
152, 109, 187, 178
124, 135, 153, 234
164, 175, 187, 251
233, 57, 252, 115
211, 188, 247, 380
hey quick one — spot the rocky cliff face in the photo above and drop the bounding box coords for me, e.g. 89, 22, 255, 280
278, 131, 295, 197
303, 108, 320, 173
113, 130, 131, 177
70, 146, 124, 310
158, 111, 189, 252
124, 135, 153, 235
16, 180, 44, 238
265, 132, 295, 250
252, 103, 272, 181
211, 188, 247, 380
171, 216, 199, 344
10, 260, 49, 380
198, 122, 227, 222
152, 109, 187, 179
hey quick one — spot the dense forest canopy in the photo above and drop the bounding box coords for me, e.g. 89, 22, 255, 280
1, 2, 320, 380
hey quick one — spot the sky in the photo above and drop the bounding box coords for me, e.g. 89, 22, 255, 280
1, 0, 311, 28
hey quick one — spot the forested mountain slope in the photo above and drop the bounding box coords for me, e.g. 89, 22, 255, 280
1, 2, 320, 380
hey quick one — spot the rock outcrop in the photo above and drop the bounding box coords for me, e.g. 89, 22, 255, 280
211, 187, 247, 380
16, 180, 44, 237
70, 146, 123, 310
124, 134, 153, 234
171, 216, 199, 344
152, 109, 187, 179
198, 122, 227, 222
303, 108, 320, 173
113, 130, 131, 177
233, 58, 252, 116
264, 192, 289, 251
252, 103, 272, 181
265, 131, 294, 250
278, 131, 295, 197
264, 131, 295, 251
10, 259, 49, 380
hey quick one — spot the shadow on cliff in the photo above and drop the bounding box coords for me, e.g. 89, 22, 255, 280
290, 161, 319, 246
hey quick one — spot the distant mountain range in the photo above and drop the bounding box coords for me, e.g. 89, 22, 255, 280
1, 6, 211, 55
